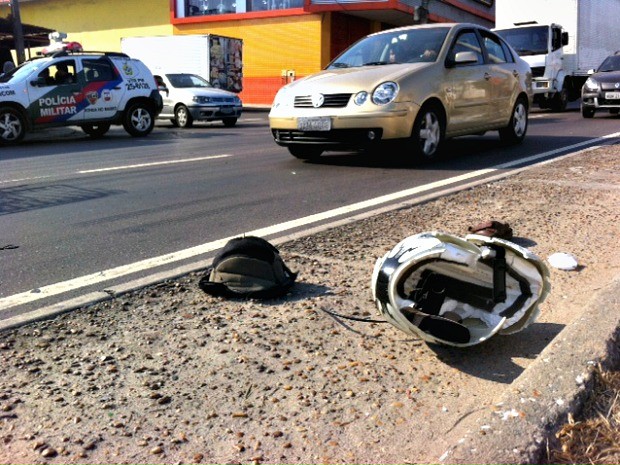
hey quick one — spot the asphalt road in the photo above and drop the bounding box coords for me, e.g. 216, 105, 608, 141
1, 106, 619, 320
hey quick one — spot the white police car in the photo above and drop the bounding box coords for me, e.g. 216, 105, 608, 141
155, 73, 242, 128
0, 50, 163, 145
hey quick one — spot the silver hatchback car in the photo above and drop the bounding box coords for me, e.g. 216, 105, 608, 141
269, 23, 532, 162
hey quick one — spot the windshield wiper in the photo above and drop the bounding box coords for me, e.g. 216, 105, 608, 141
363, 61, 393, 66
330, 62, 350, 68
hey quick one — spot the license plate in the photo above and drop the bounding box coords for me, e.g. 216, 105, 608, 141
297, 117, 331, 131
605, 92, 620, 99
221, 107, 234, 114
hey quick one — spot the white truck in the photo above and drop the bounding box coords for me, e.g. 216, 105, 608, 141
120, 34, 243, 94
493, 0, 620, 111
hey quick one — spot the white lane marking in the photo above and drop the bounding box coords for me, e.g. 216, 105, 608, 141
0, 175, 53, 184
78, 155, 231, 173
0, 155, 231, 184
1, 133, 619, 312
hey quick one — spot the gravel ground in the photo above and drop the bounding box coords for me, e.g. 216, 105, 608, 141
0, 145, 618, 464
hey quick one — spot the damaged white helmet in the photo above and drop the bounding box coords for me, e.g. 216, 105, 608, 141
371, 231, 550, 347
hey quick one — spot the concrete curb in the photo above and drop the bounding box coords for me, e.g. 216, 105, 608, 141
441, 277, 620, 464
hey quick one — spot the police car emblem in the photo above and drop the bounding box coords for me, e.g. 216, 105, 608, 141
86, 91, 98, 105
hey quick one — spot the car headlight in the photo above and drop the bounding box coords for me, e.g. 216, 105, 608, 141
272, 86, 293, 109
234, 96, 242, 106
584, 78, 599, 92
372, 82, 399, 105
193, 96, 212, 104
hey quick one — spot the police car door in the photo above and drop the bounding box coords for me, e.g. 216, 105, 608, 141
27, 59, 83, 126
80, 57, 124, 120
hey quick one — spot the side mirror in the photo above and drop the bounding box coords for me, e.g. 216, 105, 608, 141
587, 68, 595, 75
561, 32, 569, 46
31, 76, 47, 87
454, 51, 479, 65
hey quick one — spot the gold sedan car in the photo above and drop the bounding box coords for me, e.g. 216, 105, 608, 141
269, 23, 532, 161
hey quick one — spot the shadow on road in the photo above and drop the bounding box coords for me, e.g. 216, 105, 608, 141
0, 184, 121, 216
427, 321, 565, 383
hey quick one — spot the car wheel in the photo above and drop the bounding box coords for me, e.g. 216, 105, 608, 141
550, 86, 568, 112
410, 103, 444, 161
581, 106, 595, 118
288, 146, 323, 159
499, 97, 528, 145
223, 117, 237, 127
0, 106, 26, 145
174, 105, 193, 128
81, 123, 111, 138
123, 102, 155, 137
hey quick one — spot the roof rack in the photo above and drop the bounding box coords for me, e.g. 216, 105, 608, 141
48, 50, 130, 58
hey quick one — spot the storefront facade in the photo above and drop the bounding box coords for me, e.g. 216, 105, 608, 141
2, 0, 494, 105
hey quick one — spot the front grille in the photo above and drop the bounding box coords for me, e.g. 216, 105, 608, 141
273, 128, 383, 145
598, 97, 620, 106
600, 82, 620, 91
294, 93, 352, 108
210, 97, 238, 104
530, 66, 545, 78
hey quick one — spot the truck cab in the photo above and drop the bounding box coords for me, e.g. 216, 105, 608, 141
494, 22, 570, 110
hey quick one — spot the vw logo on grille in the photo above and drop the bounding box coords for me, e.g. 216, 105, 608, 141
311, 93, 325, 108
615, 83, 620, 89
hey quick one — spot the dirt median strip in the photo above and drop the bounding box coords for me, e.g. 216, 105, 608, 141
0, 145, 618, 464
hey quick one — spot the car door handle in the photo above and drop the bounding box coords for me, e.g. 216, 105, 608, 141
484, 73, 491, 80
513, 70, 519, 78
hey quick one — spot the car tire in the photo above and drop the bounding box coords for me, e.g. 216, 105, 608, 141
123, 102, 155, 137
499, 97, 528, 145
581, 106, 595, 118
81, 123, 111, 138
223, 117, 237, 127
410, 103, 444, 161
0, 106, 26, 145
550, 86, 568, 112
288, 146, 323, 159
174, 105, 193, 128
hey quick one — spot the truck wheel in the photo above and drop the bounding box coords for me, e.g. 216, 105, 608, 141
581, 107, 595, 118
0, 106, 26, 145
223, 117, 237, 127
499, 97, 528, 145
410, 103, 444, 162
288, 146, 323, 159
81, 123, 111, 138
174, 105, 193, 128
550, 87, 568, 112
123, 102, 155, 137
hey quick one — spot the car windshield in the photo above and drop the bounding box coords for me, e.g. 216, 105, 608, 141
597, 55, 620, 72
327, 27, 450, 69
166, 73, 212, 88
0, 59, 43, 83
494, 25, 548, 56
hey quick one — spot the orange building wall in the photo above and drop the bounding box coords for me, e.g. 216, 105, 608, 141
175, 15, 325, 105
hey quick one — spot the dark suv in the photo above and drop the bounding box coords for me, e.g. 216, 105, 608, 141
581, 53, 620, 118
